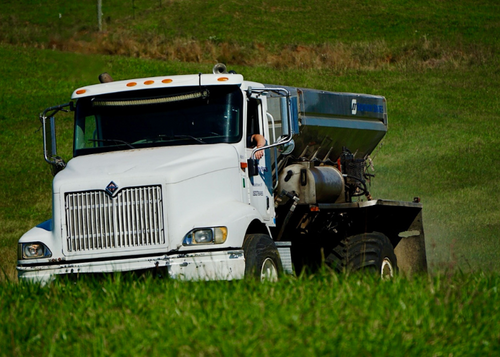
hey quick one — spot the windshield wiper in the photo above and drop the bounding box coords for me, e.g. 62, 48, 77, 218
89, 139, 135, 149
158, 134, 206, 144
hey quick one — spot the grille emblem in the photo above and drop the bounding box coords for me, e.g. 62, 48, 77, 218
105, 181, 118, 196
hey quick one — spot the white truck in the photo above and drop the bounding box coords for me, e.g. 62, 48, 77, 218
17, 64, 427, 283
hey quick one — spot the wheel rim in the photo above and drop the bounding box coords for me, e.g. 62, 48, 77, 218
381, 257, 394, 279
260, 258, 278, 282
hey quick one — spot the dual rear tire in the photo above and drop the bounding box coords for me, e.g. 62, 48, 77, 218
242, 232, 397, 280
326, 232, 397, 278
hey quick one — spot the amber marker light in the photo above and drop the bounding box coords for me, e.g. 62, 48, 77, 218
76, 89, 86, 95
144, 80, 154, 85
217, 77, 229, 82
126, 82, 137, 87
162, 79, 173, 83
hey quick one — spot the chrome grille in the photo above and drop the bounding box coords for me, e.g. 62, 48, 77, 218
65, 186, 164, 252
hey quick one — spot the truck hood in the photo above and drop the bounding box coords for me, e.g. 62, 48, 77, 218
53, 144, 239, 194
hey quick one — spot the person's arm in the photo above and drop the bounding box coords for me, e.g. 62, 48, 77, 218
251, 134, 266, 159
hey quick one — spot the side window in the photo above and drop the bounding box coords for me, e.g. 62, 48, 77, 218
247, 98, 260, 147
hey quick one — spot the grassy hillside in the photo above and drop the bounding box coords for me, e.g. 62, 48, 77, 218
1, 0, 499, 278
1, 0, 498, 69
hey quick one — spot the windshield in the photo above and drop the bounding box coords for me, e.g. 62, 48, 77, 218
74, 85, 243, 156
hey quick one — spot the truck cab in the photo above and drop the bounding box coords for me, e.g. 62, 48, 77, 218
18, 68, 294, 283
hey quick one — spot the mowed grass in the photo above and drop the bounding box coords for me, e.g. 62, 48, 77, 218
1, 271, 499, 356
1, 0, 498, 70
4, 0, 499, 45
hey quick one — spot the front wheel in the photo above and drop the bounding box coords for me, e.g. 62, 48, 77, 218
243, 234, 282, 282
326, 232, 398, 279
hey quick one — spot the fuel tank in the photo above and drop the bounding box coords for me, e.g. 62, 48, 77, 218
278, 163, 345, 205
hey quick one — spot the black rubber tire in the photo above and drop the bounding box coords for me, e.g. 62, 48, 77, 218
326, 232, 398, 278
243, 234, 282, 281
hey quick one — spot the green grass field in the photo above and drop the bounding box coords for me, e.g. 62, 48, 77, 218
1, 272, 500, 356
1, 0, 499, 354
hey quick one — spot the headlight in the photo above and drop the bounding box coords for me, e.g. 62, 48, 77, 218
18, 243, 52, 259
183, 227, 228, 246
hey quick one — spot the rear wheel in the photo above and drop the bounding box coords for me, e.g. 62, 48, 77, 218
243, 234, 282, 281
326, 232, 397, 278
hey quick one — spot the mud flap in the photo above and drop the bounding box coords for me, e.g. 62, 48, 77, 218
394, 210, 427, 275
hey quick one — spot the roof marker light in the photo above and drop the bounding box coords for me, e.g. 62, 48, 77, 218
76, 89, 86, 95
218, 77, 229, 82
127, 82, 137, 87
162, 79, 173, 83
144, 80, 154, 85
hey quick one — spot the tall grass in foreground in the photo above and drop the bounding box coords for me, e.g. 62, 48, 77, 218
1, 271, 499, 356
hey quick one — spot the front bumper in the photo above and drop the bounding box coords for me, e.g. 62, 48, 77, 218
17, 250, 245, 284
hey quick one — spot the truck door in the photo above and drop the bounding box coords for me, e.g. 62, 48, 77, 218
246, 97, 275, 225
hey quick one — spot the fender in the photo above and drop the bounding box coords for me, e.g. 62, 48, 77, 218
18, 220, 52, 244
17, 220, 66, 265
